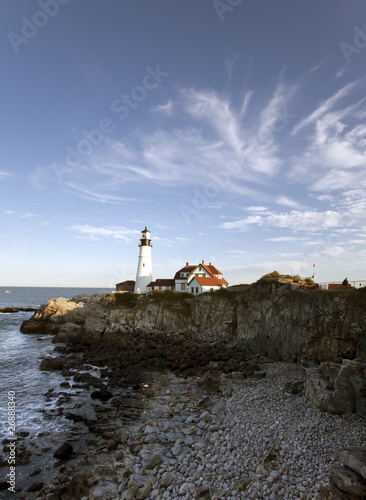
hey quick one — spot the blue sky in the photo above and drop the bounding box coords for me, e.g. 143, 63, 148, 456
1, 0, 366, 287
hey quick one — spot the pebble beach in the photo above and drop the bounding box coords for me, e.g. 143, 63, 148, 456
41, 362, 366, 499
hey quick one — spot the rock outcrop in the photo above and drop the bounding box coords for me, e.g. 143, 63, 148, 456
305, 360, 366, 418
21, 282, 366, 365
20, 282, 366, 417
321, 448, 366, 499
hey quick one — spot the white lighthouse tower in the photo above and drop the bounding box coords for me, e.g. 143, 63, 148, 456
134, 227, 153, 294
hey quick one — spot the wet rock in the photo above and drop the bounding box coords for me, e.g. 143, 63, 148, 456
15, 444, 32, 466
74, 372, 103, 387
53, 442, 73, 460
27, 481, 44, 492
65, 468, 92, 498
39, 356, 64, 371
91, 388, 112, 401
65, 412, 85, 423
30, 468, 42, 477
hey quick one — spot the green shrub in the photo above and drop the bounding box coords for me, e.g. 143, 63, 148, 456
262, 270, 280, 279
110, 292, 138, 309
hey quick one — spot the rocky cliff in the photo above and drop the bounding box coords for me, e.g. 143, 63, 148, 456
21, 280, 366, 363
21, 280, 366, 418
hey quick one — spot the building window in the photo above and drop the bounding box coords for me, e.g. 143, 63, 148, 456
151, 286, 154, 290
181, 284, 185, 290
191, 287, 194, 294
181, 272, 185, 277
196, 287, 198, 294
210, 288, 213, 292
159, 286, 162, 290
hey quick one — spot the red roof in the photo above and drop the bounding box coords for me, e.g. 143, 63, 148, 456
174, 263, 224, 280
147, 279, 175, 287
116, 280, 135, 286
174, 266, 196, 280
201, 263, 222, 276
191, 276, 228, 287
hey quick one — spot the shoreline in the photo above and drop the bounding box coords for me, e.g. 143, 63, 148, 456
2, 337, 365, 499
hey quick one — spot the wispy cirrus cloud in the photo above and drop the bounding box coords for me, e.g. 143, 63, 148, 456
71, 225, 139, 241
219, 209, 344, 232
0, 171, 14, 180
31, 83, 295, 203
291, 80, 360, 135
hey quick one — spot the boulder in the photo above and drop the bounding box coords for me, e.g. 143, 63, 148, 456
305, 360, 366, 418
53, 442, 73, 460
91, 388, 112, 401
198, 371, 221, 393
284, 379, 304, 394
335, 448, 366, 482
330, 465, 366, 497
39, 357, 64, 371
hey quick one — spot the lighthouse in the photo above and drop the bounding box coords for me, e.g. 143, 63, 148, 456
134, 227, 153, 294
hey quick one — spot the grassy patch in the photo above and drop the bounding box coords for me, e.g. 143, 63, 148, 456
108, 292, 139, 309
145, 290, 193, 316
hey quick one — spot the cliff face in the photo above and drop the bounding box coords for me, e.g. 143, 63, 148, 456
193, 281, 366, 364
20, 282, 366, 418
21, 281, 366, 364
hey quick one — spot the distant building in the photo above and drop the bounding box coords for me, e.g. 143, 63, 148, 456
116, 280, 135, 292
147, 279, 175, 291
319, 280, 366, 290
174, 260, 228, 295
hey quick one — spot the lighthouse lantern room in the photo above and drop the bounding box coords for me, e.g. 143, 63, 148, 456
134, 227, 153, 294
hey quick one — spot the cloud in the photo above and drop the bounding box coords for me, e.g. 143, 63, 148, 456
0, 171, 14, 180
71, 225, 139, 241
276, 196, 302, 208
320, 246, 345, 257
19, 213, 38, 219
240, 90, 254, 118
267, 236, 306, 242
246, 206, 268, 212
4, 210, 14, 215
289, 85, 366, 193
219, 209, 343, 232
292, 80, 359, 135
150, 99, 174, 115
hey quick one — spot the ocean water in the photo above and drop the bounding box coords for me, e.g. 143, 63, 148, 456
0, 286, 112, 497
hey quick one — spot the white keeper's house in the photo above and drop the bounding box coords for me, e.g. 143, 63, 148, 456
147, 260, 228, 295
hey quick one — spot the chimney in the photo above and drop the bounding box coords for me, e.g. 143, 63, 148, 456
186, 262, 189, 266
202, 260, 204, 264
209, 262, 211, 265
